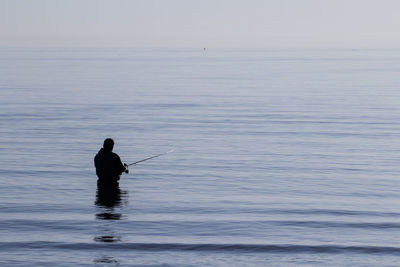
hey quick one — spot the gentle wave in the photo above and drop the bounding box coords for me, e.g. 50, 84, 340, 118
2, 242, 400, 254
3, 205, 400, 218
2, 219, 400, 231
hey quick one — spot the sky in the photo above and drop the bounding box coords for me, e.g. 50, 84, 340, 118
1, 0, 400, 48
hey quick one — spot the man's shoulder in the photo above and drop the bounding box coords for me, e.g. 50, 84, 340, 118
95, 150, 115, 160
110, 152, 121, 159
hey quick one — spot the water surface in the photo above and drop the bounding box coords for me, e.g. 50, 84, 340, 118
1, 47, 400, 266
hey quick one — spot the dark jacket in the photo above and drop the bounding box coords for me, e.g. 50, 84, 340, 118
94, 148, 125, 184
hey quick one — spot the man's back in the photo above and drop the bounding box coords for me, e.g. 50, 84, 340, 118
94, 148, 125, 184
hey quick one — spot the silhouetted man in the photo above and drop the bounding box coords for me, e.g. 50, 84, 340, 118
94, 138, 128, 186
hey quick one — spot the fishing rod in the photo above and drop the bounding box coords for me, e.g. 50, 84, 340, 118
127, 149, 174, 166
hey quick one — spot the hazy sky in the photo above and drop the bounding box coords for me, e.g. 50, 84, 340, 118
1, 0, 400, 47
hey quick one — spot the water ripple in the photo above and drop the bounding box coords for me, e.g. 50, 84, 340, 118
2, 241, 400, 255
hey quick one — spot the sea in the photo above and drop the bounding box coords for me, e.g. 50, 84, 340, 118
1, 46, 400, 266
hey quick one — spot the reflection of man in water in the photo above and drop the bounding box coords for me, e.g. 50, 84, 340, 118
94, 138, 128, 186
95, 184, 128, 221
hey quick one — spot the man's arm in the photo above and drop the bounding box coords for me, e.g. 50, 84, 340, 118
115, 154, 128, 174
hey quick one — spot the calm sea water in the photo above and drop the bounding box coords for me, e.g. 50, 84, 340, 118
1, 47, 400, 266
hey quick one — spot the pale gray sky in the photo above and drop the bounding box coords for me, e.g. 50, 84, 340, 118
1, 0, 400, 47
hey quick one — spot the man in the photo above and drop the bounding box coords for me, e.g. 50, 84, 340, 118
94, 138, 128, 185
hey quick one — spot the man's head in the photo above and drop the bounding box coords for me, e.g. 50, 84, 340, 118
103, 138, 114, 152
